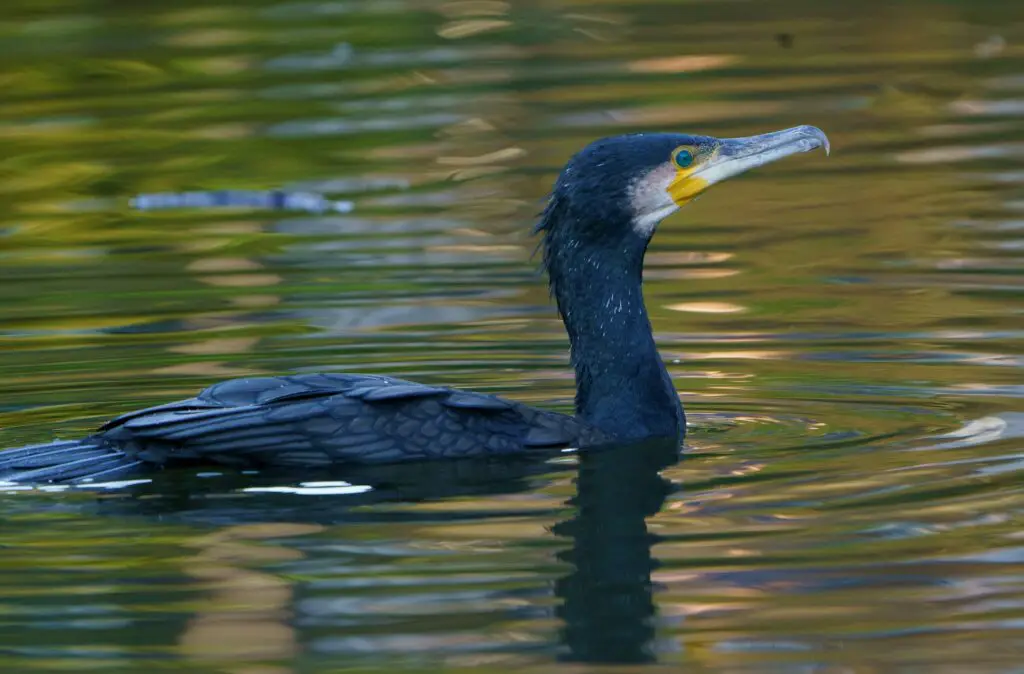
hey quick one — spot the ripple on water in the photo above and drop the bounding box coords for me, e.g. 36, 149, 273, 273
1, 0, 1024, 670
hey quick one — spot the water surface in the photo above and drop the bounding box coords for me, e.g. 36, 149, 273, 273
1, 0, 1022, 671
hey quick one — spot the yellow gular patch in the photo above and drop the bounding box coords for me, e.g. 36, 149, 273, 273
667, 172, 709, 206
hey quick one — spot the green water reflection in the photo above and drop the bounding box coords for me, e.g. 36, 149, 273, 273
1, 0, 1022, 671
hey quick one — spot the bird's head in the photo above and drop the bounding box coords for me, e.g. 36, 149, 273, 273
536, 125, 829, 257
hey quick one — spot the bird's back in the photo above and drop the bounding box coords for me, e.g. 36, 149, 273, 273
0, 373, 599, 483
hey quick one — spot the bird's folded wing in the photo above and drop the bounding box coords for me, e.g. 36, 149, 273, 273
93, 374, 575, 467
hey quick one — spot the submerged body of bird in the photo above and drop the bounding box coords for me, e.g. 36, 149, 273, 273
0, 126, 829, 483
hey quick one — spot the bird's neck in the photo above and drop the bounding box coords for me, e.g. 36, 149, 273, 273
549, 243, 684, 442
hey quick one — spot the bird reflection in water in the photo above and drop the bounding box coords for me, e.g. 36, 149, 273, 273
554, 438, 680, 664
94, 439, 680, 667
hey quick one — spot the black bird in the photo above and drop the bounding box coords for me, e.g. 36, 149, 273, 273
0, 126, 829, 483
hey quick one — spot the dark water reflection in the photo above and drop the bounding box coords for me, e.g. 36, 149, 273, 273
1, 0, 1023, 671
555, 440, 678, 664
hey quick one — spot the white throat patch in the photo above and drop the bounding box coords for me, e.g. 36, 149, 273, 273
628, 163, 679, 237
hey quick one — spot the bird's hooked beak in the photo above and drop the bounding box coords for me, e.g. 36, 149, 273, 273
668, 125, 830, 206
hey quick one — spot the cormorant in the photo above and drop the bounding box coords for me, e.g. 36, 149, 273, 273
0, 126, 828, 483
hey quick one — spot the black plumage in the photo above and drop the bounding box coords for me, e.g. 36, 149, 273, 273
0, 126, 828, 483
0, 374, 600, 482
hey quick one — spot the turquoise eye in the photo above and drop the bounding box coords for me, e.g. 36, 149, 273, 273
674, 149, 694, 169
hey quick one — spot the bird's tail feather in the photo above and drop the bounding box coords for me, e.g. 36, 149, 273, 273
0, 439, 142, 484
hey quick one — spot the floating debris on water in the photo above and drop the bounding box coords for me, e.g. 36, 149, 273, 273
130, 190, 355, 214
